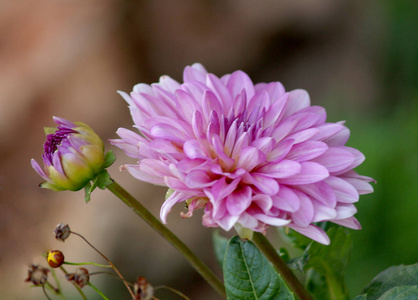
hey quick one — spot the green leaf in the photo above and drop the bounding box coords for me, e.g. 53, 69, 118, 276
379, 286, 418, 300
305, 226, 352, 300
223, 236, 294, 300
359, 263, 418, 300
104, 151, 116, 168
212, 230, 229, 268
353, 294, 367, 300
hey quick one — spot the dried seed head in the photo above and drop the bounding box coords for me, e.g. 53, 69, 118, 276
134, 277, 154, 300
25, 264, 50, 286
54, 223, 71, 241
66, 267, 90, 288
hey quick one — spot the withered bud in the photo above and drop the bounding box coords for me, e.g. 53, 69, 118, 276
25, 264, 50, 286
134, 277, 154, 300
47, 250, 65, 268
66, 267, 90, 288
54, 223, 71, 241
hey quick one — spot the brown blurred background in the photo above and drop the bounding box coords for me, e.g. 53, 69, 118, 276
1, 1, 417, 299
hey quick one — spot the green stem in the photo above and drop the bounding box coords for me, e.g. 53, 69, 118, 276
63, 262, 112, 268
88, 282, 110, 300
106, 180, 226, 298
252, 232, 313, 300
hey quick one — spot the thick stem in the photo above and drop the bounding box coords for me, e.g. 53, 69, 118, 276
252, 232, 313, 300
106, 181, 226, 298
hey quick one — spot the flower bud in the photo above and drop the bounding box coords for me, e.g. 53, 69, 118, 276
31, 117, 106, 191
25, 264, 50, 286
47, 250, 65, 268
54, 223, 71, 242
66, 268, 90, 288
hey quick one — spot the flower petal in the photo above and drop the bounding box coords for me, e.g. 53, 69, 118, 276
226, 186, 252, 216
278, 162, 329, 185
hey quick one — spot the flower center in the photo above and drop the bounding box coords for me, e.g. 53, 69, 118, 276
43, 127, 75, 161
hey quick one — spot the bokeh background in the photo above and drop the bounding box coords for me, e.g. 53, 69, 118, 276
1, 1, 416, 299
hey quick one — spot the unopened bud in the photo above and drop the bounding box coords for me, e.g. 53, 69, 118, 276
47, 250, 65, 268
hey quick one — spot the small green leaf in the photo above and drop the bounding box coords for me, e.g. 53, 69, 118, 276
96, 170, 113, 190
359, 263, 418, 300
305, 226, 352, 300
212, 230, 229, 268
84, 182, 93, 203
104, 151, 116, 168
223, 236, 294, 300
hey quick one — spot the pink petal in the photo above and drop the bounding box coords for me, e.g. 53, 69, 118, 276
285, 141, 328, 162
252, 194, 273, 213
283, 89, 311, 118
335, 203, 357, 220
226, 70, 255, 101
264, 93, 288, 127
256, 160, 301, 178
236, 146, 264, 171
312, 147, 356, 173
150, 124, 188, 144
291, 190, 314, 227
312, 200, 337, 222
267, 139, 295, 162
323, 125, 350, 146
289, 224, 330, 245
332, 216, 361, 230
216, 214, 240, 231
272, 186, 301, 212
324, 176, 359, 203
253, 213, 290, 226
185, 170, 216, 188
183, 140, 209, 160
31, 159, 50, 182
243, 173, 280, 195
238, 212, 259, 229
278, 162, 329, 185
296, 182, 337, 208
226, 186, 252, 215
160, 191, 191, 223
183, 63, 207, 83
206, 73, 231, 113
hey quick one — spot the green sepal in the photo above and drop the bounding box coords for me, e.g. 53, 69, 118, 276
96, 170, 113, 190
104, 151, 116, 168
84, 182, 94, 203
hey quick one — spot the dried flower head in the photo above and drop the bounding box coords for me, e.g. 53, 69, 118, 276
47, 250, 65, 268
54, 223, 71, 241
25, 264, 50, 286
133, 277, 154, 300
111, 63, 374, 244
31, 117, 106, 191
66, 267, 90, 288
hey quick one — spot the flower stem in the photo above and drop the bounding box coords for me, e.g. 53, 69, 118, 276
106, 180, 226, 298
63, 262, 112, 268
252, 232, 313, 300
70, 231, 135, 299
88, 282, 110, 300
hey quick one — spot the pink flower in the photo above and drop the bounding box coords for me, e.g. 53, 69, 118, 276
111, 63, 374, 244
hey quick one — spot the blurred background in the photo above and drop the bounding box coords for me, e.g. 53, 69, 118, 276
0, 0, 416, 299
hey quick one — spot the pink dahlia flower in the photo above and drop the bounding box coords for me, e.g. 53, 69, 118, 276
111, 63, 374, 244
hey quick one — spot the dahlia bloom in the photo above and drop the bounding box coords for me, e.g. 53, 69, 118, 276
111, 63, 374, 244
32, 117, 106, 191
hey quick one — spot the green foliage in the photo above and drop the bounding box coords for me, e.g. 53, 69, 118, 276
104, 150, 116, 168
355, 263, 418, 300
305, 227, 352, 300
223, 236, 294, 300
212, 230, 229, 268
84, 170, 113, 203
